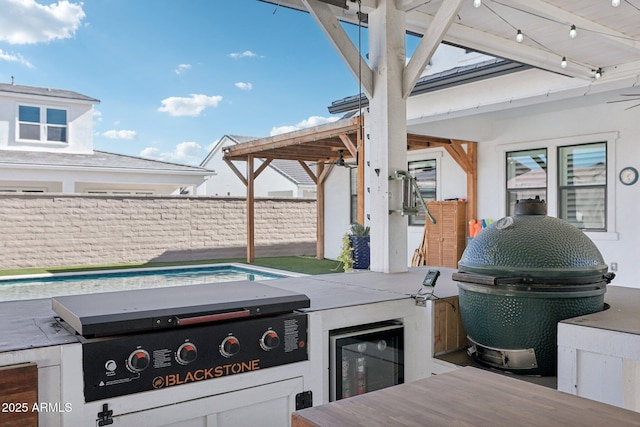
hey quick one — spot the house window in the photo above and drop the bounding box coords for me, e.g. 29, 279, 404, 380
558, 142, 606, 231
0, 188, 45, 193
408, 159, 437, 226
18, 105, 67, 143
506, 148, 547, 215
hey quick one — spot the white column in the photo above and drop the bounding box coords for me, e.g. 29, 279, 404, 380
368, 0, 408, 273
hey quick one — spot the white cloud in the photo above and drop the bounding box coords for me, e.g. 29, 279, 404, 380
0, 0, 86, 44
0, 49, 34, 68
270, 115, 340, 136
92, 109, 102, 122
102, 129, 137, 140
140, 141, 204, 166
229, 50, 258, 59
175, 63, 191, 75
158, 94, 223, 117
235, 82, 253, 91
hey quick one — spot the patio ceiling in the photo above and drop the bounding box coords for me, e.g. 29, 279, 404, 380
261, 0, 640, 82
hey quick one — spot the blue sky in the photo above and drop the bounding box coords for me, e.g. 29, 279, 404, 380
0, 0, 371, 165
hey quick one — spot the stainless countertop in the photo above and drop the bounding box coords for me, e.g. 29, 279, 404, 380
0, 266, 456, 353
560, 285, 640, 336
0, 298, 78, 352
264, 266, 459, 312
1, 266, 635, 355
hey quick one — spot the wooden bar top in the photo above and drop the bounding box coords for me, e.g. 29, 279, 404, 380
292, 367, 640, 427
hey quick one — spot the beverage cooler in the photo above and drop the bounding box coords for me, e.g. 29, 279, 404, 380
329, 321, 404, 401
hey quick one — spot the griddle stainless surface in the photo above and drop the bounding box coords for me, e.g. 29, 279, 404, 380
52, 280, 310, 337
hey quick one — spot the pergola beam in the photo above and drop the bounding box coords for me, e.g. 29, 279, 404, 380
302, 0, 374, 99
403, 0, 464, 98
224, 117, 361, 159
222, 112, 477, 265
223, 158, 247, 186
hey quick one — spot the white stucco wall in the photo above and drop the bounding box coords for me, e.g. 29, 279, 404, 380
325, 68, 640, 288
0, 90, 95, 154
323, 165, 353, 260
0, 166, 206, 195
406, 71, 640, 287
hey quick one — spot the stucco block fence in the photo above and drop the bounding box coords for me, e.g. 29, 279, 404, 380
0, 194, 317, 270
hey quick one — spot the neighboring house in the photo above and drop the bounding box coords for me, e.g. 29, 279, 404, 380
0, 82, 213, 195
324, 48, 640, 286
199, 134, 316, 198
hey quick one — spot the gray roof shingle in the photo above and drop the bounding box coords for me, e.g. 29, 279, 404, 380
0, 83, 99, 103
0, 150, 212, 174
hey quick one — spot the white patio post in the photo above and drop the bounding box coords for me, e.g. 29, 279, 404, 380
367, 0, 408, 273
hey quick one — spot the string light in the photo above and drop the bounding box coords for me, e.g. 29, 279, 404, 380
516, 30, 524, 43
594, 68, 602, 79
560, 57, 568, 68
569, 25, 577, 39
612, 0, 621, 6
473, 0, 482, 8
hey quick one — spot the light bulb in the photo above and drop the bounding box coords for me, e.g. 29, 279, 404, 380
595, 68, 602, 79
560, 57, 567, 68
569, 25, 577, 39
516, 30, 524, 43
612, 0, 621, 6
473, 0, 482, 8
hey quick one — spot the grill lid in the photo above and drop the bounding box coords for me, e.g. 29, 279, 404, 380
458, 198, 608, 280
52, 281, 310, 337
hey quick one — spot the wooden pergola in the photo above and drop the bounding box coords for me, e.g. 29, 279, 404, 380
222, 115, 477, 262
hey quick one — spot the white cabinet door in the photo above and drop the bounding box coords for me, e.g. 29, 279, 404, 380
110, 377, 304, 427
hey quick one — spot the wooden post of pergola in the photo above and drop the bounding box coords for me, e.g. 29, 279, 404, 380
444, 140, 478, 222
222, 117, 362, 264
246, 155, 255, 262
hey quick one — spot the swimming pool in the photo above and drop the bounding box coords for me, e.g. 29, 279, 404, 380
0, 264, 297, 302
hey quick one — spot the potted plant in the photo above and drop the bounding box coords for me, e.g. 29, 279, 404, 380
348, 223, 370, 270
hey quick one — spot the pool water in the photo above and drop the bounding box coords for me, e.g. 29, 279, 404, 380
0, 264, 288, 302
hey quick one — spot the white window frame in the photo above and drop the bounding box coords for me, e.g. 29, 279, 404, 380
497, 132, 618, 241
16, 103, 69, 144
407, 150, 442, 228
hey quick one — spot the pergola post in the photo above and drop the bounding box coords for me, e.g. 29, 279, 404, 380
316, 162, 325, 259
246, 155, 255, 263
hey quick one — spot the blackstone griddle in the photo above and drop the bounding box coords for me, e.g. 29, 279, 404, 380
52, 280, 310, 337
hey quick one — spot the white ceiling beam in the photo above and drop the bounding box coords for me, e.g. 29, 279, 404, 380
403, 0, 465, 98
443, 21, 595, 79
396, 0, 431, 13
506, 0, 640, 54
302, 0, 374, 98
403, 9, 594, 80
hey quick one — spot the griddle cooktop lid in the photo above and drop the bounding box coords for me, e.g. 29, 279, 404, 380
52, 281, 310, 337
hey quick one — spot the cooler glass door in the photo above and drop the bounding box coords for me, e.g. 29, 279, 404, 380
330, 323, 404, 401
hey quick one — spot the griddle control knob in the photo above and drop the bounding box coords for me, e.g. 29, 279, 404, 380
260, 330, 280, 351
127, 349, 150, 373
220, 336, 240, 358
176, 342, 198, 365
105, 359, 117, 372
